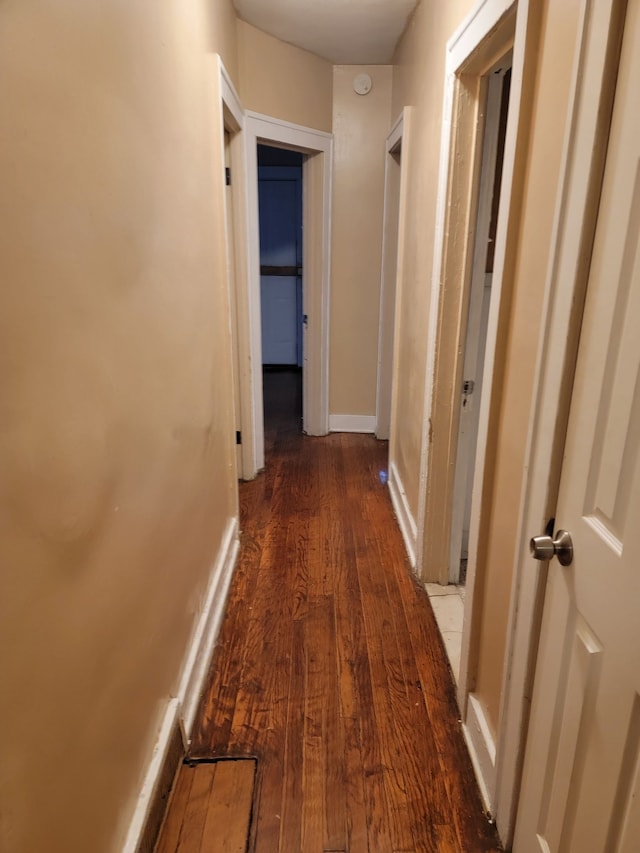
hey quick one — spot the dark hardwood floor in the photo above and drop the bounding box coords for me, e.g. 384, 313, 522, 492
185, 368, 501, 852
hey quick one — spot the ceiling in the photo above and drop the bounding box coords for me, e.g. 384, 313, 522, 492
233, 0, 418, 65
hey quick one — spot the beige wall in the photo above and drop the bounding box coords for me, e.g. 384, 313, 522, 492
208, 0, 240, 84
237, 20, 333, 131
330, 66, 393, 416
236, 29, 388, 420
0, 1, 238, 850
389, 0, 475, 514
472, 0, 582, 736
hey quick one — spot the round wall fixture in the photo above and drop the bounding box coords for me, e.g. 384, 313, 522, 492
353, 73, 373, 96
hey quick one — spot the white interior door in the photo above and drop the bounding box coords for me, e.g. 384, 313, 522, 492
258, 166, 302, 366
514, 4, 640, 849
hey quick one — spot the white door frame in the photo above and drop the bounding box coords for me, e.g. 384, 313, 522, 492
216, 58, 253, 480
411, 0, 538, 825
495, 0, 626, 844
448, 67, 508, 584
415, 0, 525, 586
244, 113, 333, 474
376, 108, 410, 441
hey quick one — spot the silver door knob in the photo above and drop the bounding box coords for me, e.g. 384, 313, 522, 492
529, 529, 573, 566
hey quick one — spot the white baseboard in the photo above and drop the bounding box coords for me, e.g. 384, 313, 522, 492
462, 692, 497, 816
121, 697, 181, 853
388, 461, 417, 568
121, 515, 239, 852
175, 515, 240, 742
329, 414, 376, 433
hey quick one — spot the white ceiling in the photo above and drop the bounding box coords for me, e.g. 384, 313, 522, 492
233, 0, 418, 65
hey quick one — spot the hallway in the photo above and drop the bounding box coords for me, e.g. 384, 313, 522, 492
4, 1, 636, 848
159, 372, 501, 851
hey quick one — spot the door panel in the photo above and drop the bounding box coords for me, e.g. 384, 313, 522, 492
258, 176, 299, 266
260, 275, 299, 365
258, 166, 302, 366
515, 3, 640, 849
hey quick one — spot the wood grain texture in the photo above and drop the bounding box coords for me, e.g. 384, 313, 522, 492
202, 761, 256, 852
155, 760, 255, 853
185, 370, 502, 852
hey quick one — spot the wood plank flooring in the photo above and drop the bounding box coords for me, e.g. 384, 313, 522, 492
185, 369, 501, 852
155, 760, 256, 852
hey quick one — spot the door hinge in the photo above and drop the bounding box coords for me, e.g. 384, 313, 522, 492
236, 430, 242, 445
225, 167, 232, 186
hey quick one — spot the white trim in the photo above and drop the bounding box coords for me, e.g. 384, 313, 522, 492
413, 62, 454, 577
219, 56, 244, 132
329, 414, 376, 433
496, 0, 623, 845
448, 0, 514, 72
247, 111, 333, 146
454, 3, 539, 840
388, 461, 417, 569
376, 109, 406, 441
462, 693, 497, 815
448, 71, 505, 584
121, 698, 181, 853
217, 56, 252, 481
176, 516, 239, 742
387, 109, 405, 153
244, 113, 333, 472
387, 110, 413, 470
457, 0, 530, 611
416, 0, 523, 582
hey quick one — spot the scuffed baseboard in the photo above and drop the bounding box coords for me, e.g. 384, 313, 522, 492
175, 517, 240, 743
462, 692, 497, 817
388, 462, 417, 568
121, 699, 182, 853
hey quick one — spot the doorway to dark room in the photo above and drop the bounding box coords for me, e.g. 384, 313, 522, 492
257, 144, 304, 450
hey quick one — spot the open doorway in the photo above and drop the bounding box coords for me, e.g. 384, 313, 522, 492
257, 144, 304, 451
243, 114, 332, 477
218, 86, 332, 480
449, 60, 512, 585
